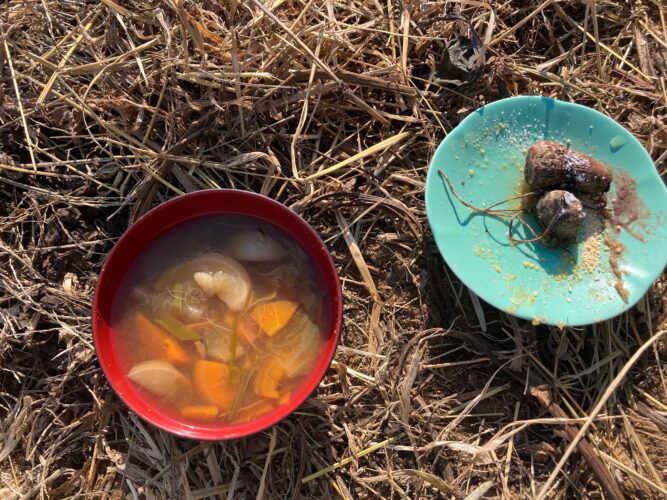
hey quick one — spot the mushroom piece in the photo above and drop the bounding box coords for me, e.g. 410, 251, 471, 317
225, 229, 287, 262
176, 282, 212, 321
161, 253, 250, 312
148, 281, 212, 321
153, 257, 245, 317
127, 360, 192, 402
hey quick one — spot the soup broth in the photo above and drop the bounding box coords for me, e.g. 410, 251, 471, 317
111, 214, 327, 425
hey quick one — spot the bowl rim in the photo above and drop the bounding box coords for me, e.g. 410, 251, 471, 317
92, 189, 342, 440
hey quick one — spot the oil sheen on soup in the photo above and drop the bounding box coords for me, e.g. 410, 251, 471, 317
111, 214, 327, 425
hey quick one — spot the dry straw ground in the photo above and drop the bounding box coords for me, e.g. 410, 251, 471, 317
1, 0, 666, 498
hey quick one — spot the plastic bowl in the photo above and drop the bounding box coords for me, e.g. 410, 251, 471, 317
92, 190, 342, 440
425, 96, 667, 326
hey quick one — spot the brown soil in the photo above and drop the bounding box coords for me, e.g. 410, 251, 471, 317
1, 1, 667, 499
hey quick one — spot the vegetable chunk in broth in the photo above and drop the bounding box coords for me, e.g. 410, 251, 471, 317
111, 214, 327, 425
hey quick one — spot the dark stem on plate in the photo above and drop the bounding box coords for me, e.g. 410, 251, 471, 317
437, 169, 546, 243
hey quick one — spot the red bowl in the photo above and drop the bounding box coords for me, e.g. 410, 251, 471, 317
92, 189, 342, 440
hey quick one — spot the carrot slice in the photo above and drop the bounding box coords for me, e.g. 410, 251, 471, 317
180, 405, 219, 422
193, 360, 238, 410
253, 358, 286, 399
278, 390, 291, 406
249, 300, 298, 337
134, 312, 192, 364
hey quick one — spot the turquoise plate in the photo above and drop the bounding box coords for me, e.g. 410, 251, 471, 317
425, 96, 667, 326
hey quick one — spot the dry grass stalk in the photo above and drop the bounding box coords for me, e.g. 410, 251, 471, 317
0, 0, 666, 498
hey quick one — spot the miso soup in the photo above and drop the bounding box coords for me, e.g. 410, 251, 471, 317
111, 214, 327, 424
